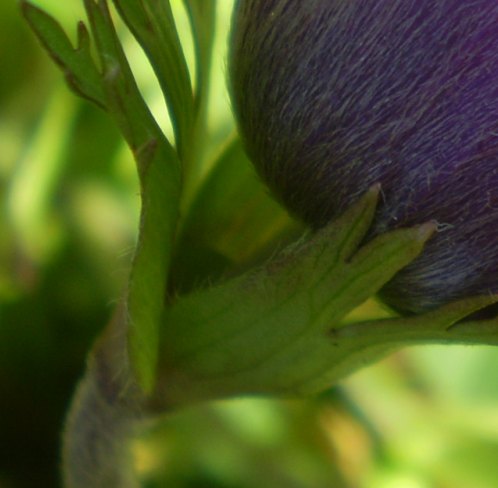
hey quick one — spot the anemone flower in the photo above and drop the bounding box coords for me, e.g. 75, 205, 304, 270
229, 0, 498, 314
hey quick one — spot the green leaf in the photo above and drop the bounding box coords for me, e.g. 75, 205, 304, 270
285, 293, 498, 396
162, 186, 428, 358
83, 0, 160, 151
149, 187, 445, 406
21, 1, 106, 108
112, 0, 195, 160
287, 291, 498, 395
149, 187, 498, 406
83, 0, 182, 393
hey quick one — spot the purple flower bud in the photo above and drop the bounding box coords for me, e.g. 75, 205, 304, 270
229, 0, 498, 314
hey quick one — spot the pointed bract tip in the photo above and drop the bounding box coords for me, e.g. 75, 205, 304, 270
416, 221, 438, 242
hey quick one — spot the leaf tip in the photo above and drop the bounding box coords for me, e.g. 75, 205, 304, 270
20, 0, 36, 20
362, 182, 381, 209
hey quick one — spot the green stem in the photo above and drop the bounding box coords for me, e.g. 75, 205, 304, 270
61, 189, 498, 482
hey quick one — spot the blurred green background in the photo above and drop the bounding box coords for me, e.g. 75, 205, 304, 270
1, 1, 498, 487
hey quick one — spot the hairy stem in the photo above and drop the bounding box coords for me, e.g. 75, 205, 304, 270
62, 369, 142, 488
62, 307, 147, 487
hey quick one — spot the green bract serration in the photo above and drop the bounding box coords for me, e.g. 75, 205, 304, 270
150, 187, 498, 408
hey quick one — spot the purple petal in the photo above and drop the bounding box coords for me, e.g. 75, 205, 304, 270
230, 0, 498, 313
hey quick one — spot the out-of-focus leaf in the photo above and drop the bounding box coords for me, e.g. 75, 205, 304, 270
181, 136, 295, 262
181, 0, 217, 188
183, 0, 216, 99
7, 86, 77, 263
22, 1, 106, 108
183, 0, 216, 111
169, 135, 297, 293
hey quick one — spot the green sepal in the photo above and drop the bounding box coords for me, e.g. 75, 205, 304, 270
285, 293, 498, 396
152, 187, 468, 407
21, 1, 106, 108
151, 188, 498, 407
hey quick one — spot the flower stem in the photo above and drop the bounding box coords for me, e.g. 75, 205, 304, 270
61, 308, 146, 488
62, 369, 142, 488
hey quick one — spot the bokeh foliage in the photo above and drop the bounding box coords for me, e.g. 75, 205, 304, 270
1, 1, 498, 486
